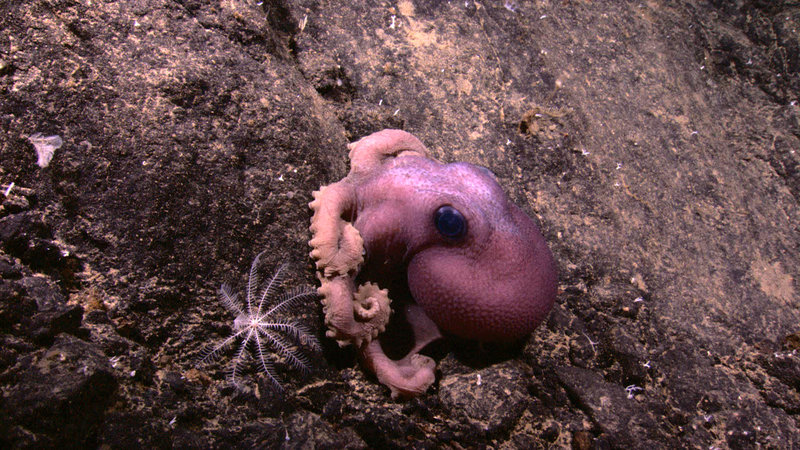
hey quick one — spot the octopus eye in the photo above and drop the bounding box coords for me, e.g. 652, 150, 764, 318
434, 205, 467, 240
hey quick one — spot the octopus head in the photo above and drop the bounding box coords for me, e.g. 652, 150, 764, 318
405, 162, 557, 343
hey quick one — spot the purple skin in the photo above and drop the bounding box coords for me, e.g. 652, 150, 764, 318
354, 155, 557, 344
310, 129, 557, 398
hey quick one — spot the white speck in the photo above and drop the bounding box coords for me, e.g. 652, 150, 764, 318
299, 14, 308, 33
616, 162, 622, 170
285, 427, 291, 441
581, 148, 590, 156
378, 99, 383, 106
476, 374, 482, 386
503, 0, 516, 12
133, 19, 140, 28
614, 182, 620, 187
169, 416, 177, 426
130, 370, 136, 377
690, 130, 699, 136
643, 360, 651, 368
393, 109, 400, 116
506, 139, 511, 145
389, 15, 396, 29
700, 65, 705, 70
540, 14, 547, 19
747, 58, 752, 65
28, 133, 63, 168
633, 296, 644, 303
583, 333, 598, 354
704, 414, 713, 422
61, 249, 70, 257
540, 49, 548, 55
277, 174, 284, 181
625, 384, 643, 399
3, 182, 14, 197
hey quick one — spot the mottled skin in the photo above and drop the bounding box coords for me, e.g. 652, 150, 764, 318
309, 129, 557, 398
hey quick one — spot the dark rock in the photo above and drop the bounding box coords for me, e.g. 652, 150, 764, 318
556, 366, 676, 448
18, 275, 65, 311
657, 340, 732, 414
163, 370, 189, 396
0, 192, 30, 214
602, 325, 649, 385
0, 253, 22, 279
83, 308, 111, 325
320, 384, 428, 447
211, 420, 283, 448
295, 379, 349, 414
655, 339, 799, 447
724, 411, 759, 450
0, 216, 78, 280
97, 411, 170, 449
89, 334, 154, 387
1, 334, 116, 448
784, 332, 800, 351
0, 334, 36, 375
760, 379, 800, 414
761, 350, 800, 391
1, 0, 800, 447
0, 279, 34, 332
0, 214, 82, 287
438, 360, 529, 437
286, 410, 367, 449
541, 422, 560, 443
28, 304, 85, 345
308, 64, 358, 104
0, 212, 50, 248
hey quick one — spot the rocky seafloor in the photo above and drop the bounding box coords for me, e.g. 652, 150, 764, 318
1, 0, 799, 448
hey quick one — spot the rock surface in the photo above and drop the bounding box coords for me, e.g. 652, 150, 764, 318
1, 0, 799, 447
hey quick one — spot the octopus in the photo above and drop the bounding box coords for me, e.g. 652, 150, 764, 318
309, 129, 557, 398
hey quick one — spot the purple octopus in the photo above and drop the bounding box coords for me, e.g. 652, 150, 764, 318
309, 129, 557, 398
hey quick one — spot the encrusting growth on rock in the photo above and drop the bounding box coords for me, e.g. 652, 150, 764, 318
196, 251, 320, 391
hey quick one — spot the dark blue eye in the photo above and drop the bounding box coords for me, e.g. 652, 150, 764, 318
434, 205, 467, 239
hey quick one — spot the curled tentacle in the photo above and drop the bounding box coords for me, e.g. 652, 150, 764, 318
317, 276, 391, 348
361, 340, 436, 399
308, 129, 556, 398
347, 129, 429, 176
308, 182, 363, 277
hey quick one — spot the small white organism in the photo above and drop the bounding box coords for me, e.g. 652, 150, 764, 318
28, 133, 63, 168
197, 251, 320, 391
